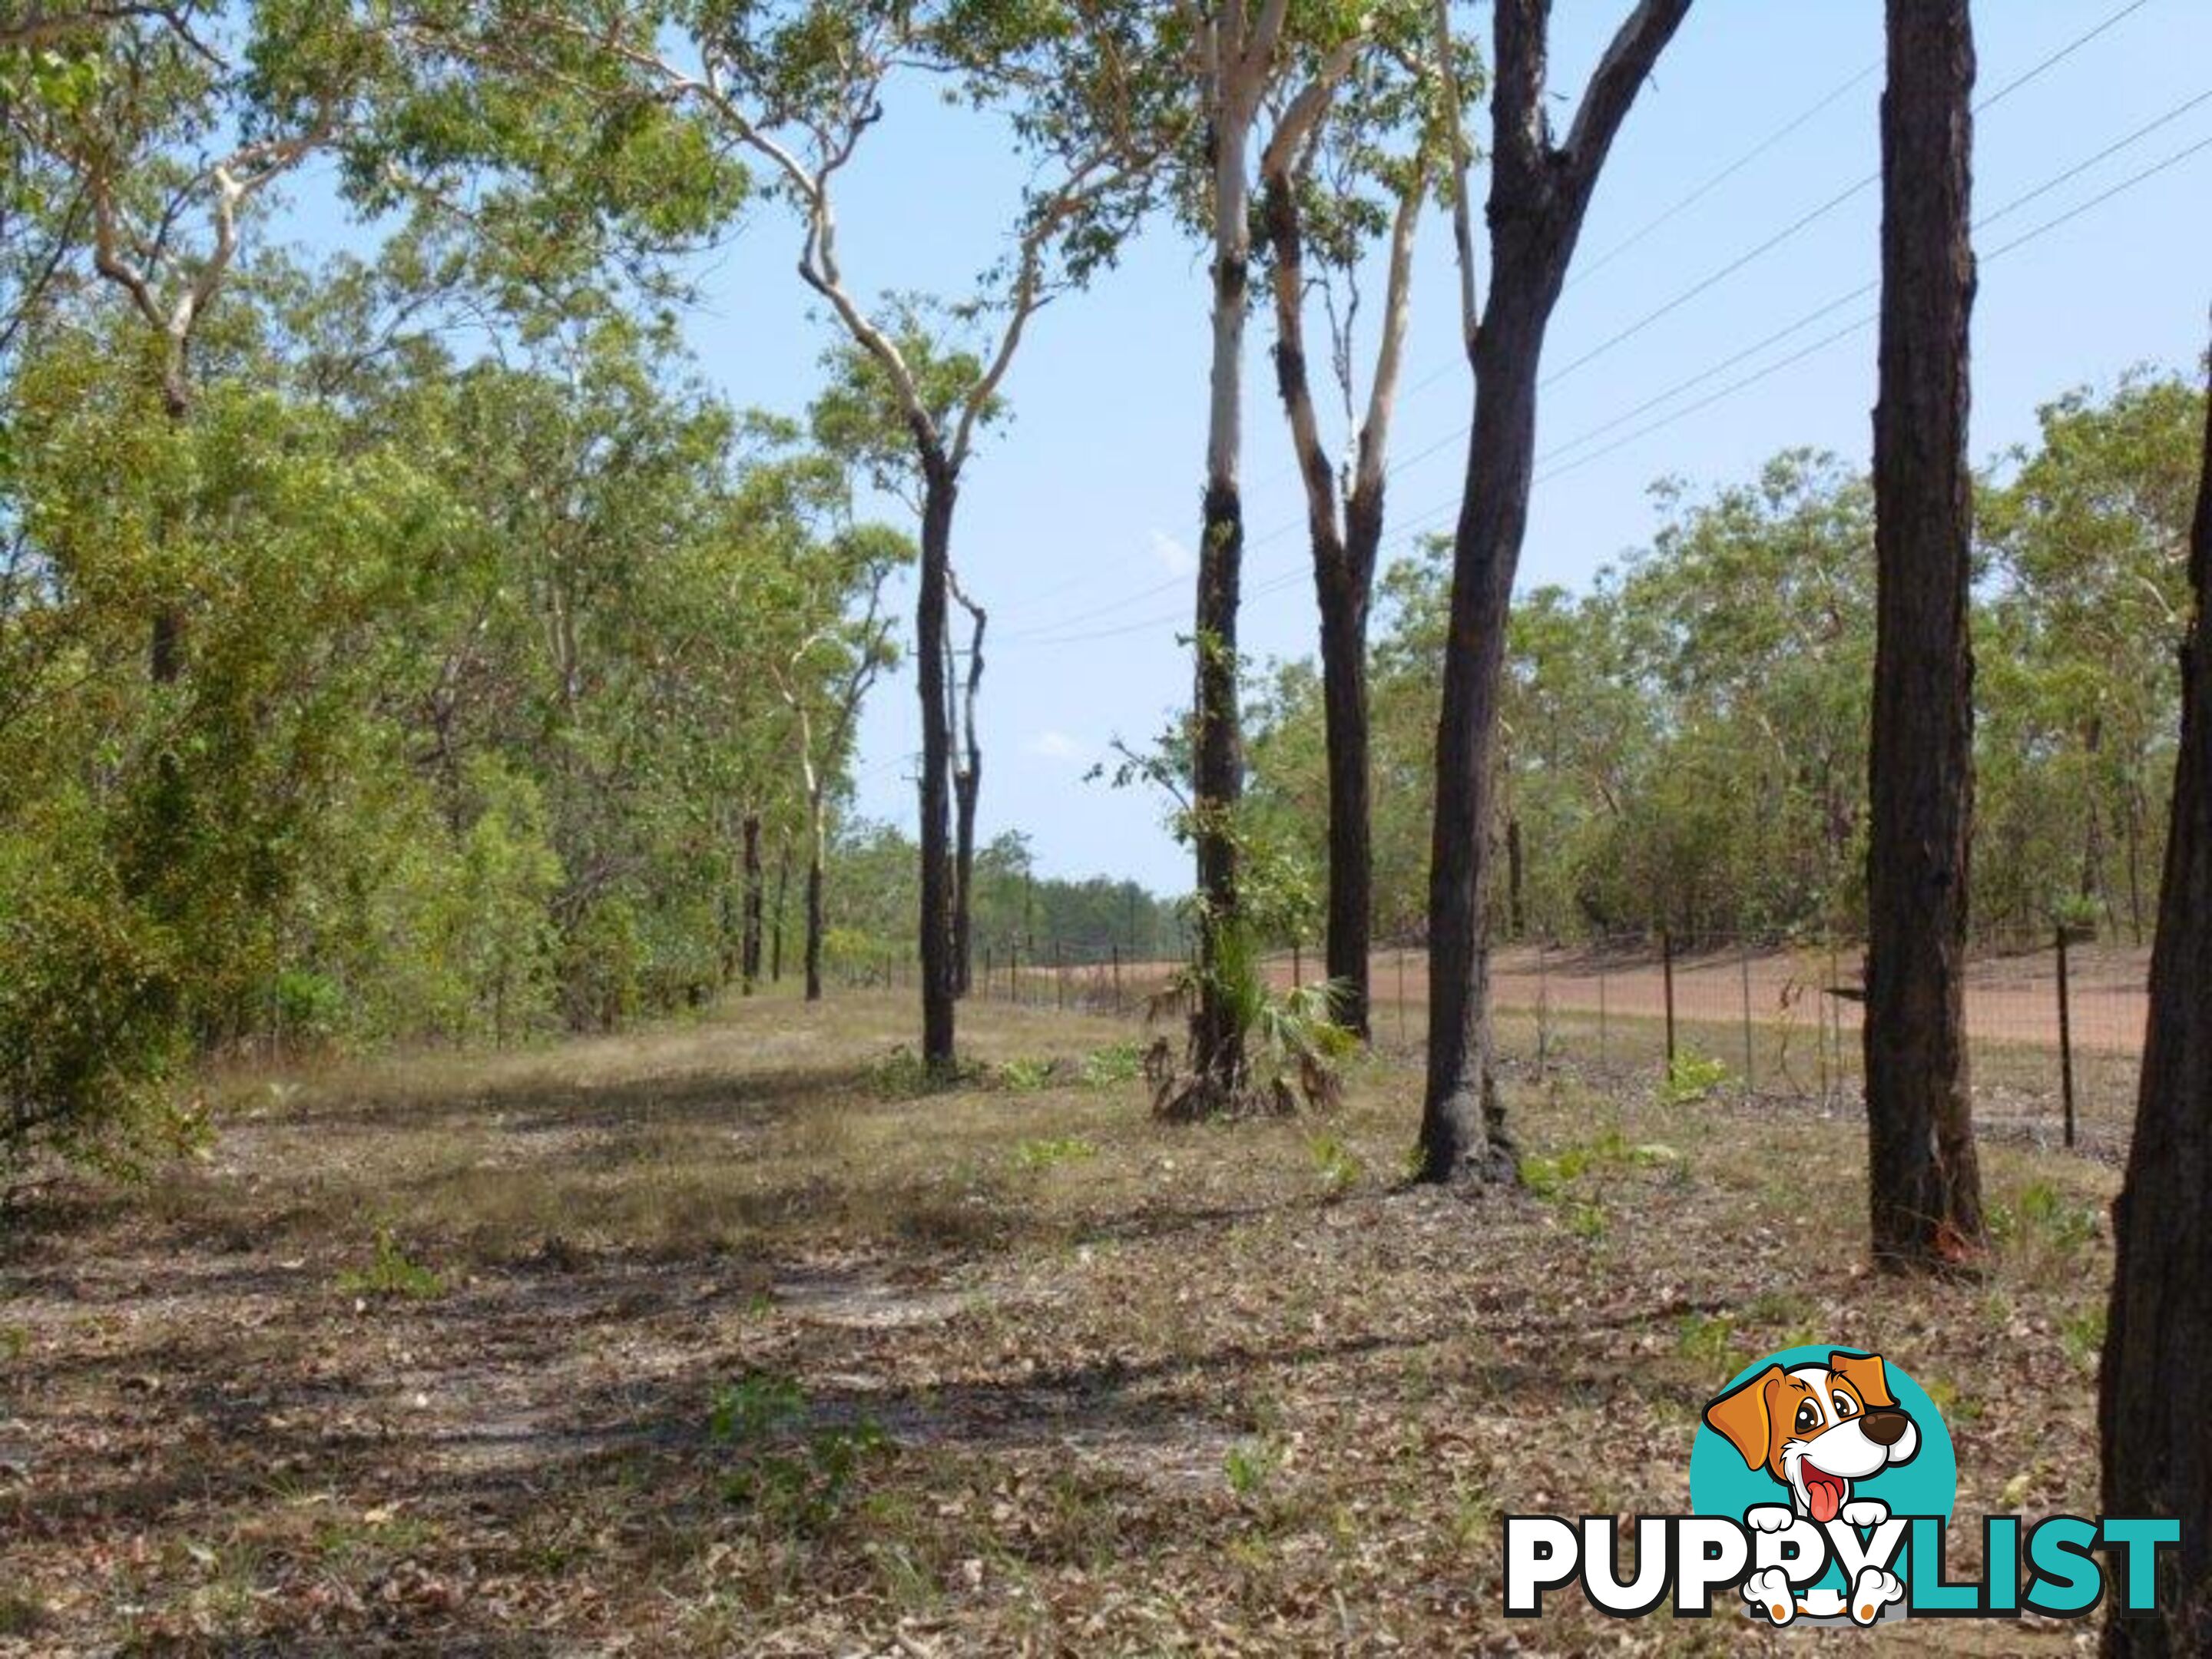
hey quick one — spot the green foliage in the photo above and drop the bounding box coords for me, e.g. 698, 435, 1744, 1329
1307, 1132, 1363, 1197
2060, 1305, 2107, 1371
1988, 1181, 2100, 1258
1011, 1135, 1098, 1171
0, 265, 908, 1165
1658, 1052, 1731, 1108
1247, 386, 2204, 946
993, 1057, 1057, 1092
1077, 1041, 1144, 1088
708, 1372, 889, 1535
1521, 1128, 1681, 1234
336, 1230, 445, 1300
866, 1047, 985, 1098
1223, 1435, 1285, 1500
1165, 921, 1356, 1113
1675, 1311, 1739, 1369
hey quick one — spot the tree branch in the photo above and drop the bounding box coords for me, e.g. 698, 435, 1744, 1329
1430, 0, 1479, 356
1558, 0, 1693, 202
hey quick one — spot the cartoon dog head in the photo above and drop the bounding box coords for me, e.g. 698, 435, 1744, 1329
1703, 1351, 1919, 1524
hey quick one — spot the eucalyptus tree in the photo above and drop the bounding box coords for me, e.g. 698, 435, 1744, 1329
1418, 0, 1690, 1184
810, 327, 998, 1002
1169, 0, 1375, 1117
947, 570, 985, 997
1979, 374, 2203, 942
3, 2, 375, 753
2099, 349, 2212, 1659
425, 0, 1176, 1072
770, 518, 906, 1004
1257, 1, 1462, 1038
1863, 0, 1983, 1270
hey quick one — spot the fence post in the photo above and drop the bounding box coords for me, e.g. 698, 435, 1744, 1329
1816, 936, 1832, 1108
1661, 929, 1677, 1072
2055, 925, 2078, 1151
1739, 936, 1756, 1096
1292, 938, 1303, 990
1008, 938, 1018, 1006
984, 943, 994, 1002
1828, 936, 1844, 1104
1597, 948, 1609, 1069
1536, 942, 1551, 1072
1396, 945, 1408, 1046
1111, 942, 1123, 1014
1055, 938, 1065, 1011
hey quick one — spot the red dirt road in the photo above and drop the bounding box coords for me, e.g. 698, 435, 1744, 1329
1277, 941, 2150, 1057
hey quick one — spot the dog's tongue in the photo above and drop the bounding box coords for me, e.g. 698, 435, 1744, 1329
1806, 1471, 1843, 1525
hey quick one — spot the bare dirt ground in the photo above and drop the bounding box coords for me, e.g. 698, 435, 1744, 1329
1, 992, 2118, 1654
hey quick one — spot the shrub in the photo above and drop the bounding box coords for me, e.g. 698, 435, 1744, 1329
1658, 1051, 1730, 1106
1078, 1041, 1144, 1088
336, 1229, 445, 1300
1012, 1136, 1097, 1171
708, 1372, 889, 1534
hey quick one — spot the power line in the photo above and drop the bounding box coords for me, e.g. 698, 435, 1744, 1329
1011, 115, 2212, 652
1540, 0, 2159, 396
999, 0, 2170, 652
1396, 0, 2153, 412
1532, 81, 2212, 476
1539, 125, 2212, 486
1567, 61, 1882, 291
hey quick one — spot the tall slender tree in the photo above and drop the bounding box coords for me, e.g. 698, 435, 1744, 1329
1417, 0, 1690, 1183
427, 0, 1174, 1072
1258, 5, 1452, 1040
2099, 349, 2212, 1657
777, 540, 901, 1004
1174, 0, 1363, 1115
1862, 0, 1985, 1269
948, 571, 986, 998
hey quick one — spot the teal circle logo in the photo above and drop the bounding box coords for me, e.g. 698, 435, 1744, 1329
1690, 1346, 1956, 1602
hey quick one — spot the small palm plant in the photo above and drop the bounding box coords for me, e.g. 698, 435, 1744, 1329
1151, 921, 1354, 1118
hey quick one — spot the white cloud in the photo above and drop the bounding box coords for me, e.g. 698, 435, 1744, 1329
1149, 528, 1195, 576
1025, 730, 1082, 761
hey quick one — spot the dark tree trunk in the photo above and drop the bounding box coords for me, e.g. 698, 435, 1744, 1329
805, 850, 826, 1003
1260, 164, 1385, 1043
1419, 0, 1690, 1184
1505, 812, 1527, 939
2099, 359, 2212, 1658
1863, 0, 1985, 1270
770, 838, 790, 984
1422, 287, 1548, 1184
740, 813, 763, 995
1316, 502, 1376, 1038
916, 457, 959, 1068
1185, 475, 1250, 1108
1174, 67, 1258, 1120
949, 583, 985, 998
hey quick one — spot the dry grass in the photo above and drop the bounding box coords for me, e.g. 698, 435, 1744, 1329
0, 990, 2120, 1654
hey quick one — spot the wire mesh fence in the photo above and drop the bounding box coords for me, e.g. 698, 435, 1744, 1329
857, 924, 2145, 1157
1330, 930, 2144, 1155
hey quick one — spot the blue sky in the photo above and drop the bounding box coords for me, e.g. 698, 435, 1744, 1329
302, 1, 2212, 893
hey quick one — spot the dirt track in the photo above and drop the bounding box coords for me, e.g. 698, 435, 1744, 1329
1273, 941, 2151, 1057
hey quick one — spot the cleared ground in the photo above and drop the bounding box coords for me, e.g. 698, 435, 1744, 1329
1, 992, 2119, 1654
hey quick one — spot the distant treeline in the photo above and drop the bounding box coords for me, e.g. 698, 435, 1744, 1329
1245, 374, 2205, 949
822, 825, 1188, 971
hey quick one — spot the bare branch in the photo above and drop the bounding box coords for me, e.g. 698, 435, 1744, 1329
1353, 156, 1426, 501
1558, 0, 1693, 202
1256, 31, 1363, 181
1430, 0, 1478, 354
